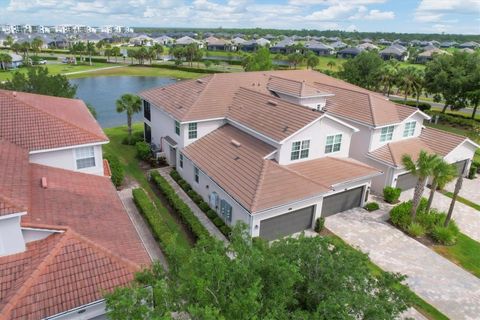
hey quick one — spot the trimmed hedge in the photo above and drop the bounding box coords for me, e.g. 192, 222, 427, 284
104, 153, 124, 188
383, 186, 402, 204
132, 188, 178, 261
148, 63, 228, 74
390, 99, 431, 112
169, 169, 232, 238
427, 110, 480, 129
150, 171, 212, 242
364, 202, 380, 212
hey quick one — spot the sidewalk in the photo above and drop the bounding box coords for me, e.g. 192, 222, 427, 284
118, 187, 168, 269
156, 167, 228, 243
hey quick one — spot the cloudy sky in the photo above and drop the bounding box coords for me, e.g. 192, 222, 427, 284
1, 0, 479, 34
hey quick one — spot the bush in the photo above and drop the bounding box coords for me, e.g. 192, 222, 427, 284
206, 209, 217, 219
220, 225, 231, 236
314, 217, 325, 233
198, 201, 210, 213
213, 216, 224, 228
122, 131, 144, 145
150, 171, 211, 242
104, 153, 124, 188
469, 162, 478, 179
364, 202, 380, 212
390, 201, 412, 230
170, 170, 181, 182
383, 186, 402, 204
407, 223, 426, 238
135, 141, 151, 160
431, 225, 458, 245
390, 99, 431, 112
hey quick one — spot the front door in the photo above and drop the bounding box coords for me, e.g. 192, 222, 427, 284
169, 146, 177, 167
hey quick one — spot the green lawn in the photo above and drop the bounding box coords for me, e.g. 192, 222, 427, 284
441, 190, 480, 211
328, 235, 448, 320
103, 123, 192, 251
68, 65, 204, 79
433, 233, 480, 278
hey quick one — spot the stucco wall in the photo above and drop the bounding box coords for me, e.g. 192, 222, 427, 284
444, 142, 476, 165
148, 103, 180, 150
181, 119, 225, 148
277, 117, 353, 165
370, 113, 425, 151
0, 215, 25, 256
29, 144, 104, 175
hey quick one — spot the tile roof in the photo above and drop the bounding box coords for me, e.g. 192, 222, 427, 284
182, 124, 380, 213
368, 127, 474, 167
228, 87, 322, 142
267, 75, 329, 98
140, 70, 418, 127
23, 164, 151, 265
0, 90, 107, 152
0, 140, 30, 216
0, 229, 140, 320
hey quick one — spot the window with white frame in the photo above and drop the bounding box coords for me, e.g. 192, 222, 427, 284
175, 120, 180, 136
290, 140, 310, 160
179, 153, 184, 169
75, 146, 95, 169
403, 121, 416, 137
188, 123, 198, 139
325, 134, 342, 153
380, 126, 395, 142
220, 199, 232, 223
194, 166, 199, 183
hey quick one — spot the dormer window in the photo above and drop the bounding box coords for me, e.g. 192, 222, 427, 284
380, 126, 395, 142
291, 140, 310, 160
325, 134, 342, 153
403, 121, 416, 137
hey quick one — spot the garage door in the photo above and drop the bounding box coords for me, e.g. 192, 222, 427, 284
321, 186, 364, 217
453, 160, 468, 176
259, 206, 314, 240
396, 172, 418, 191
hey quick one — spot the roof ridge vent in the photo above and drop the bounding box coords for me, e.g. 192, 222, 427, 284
41, 177, 48, 189
267, 100, 277, 106
231, 139, 241, 147
196, 79, 204, 84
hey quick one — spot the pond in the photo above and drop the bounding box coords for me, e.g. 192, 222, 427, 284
71, 76, 177, 128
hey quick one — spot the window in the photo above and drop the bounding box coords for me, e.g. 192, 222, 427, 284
144, 123, 151, 143
175, 120, 180, 136
325, 134, 342, 153
220, 199, 233, 223
143, 100, 151, 121
380, 126, 394, 142
194, 166, 199, 183
75, 146, 95, 169
403, 121, 416, 137
188, 123, 197, 139
290, 140, 310, 160
179, 153, 183, 169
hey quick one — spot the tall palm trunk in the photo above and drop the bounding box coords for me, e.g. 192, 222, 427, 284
445, 175, 463, 227
411, 177, 426, 220
426, 179, 437, 213
472, 101, 479, 120
127, 114, 132, 138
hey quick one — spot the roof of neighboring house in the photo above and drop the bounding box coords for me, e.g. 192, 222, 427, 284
228, 87, 323, 142
0, 139, 30, 216
175, 36, 199, 45
0, 90, 108, 152
182, 124, 380, 213
338, 47, 364, 55
0, 229, 140, 320
380, 46, 406, 56
205, 36, 228, 46
7, 53, 22, 62
305, 40, 333, 50
267, 75, 330, 98
357, 42, 379, 50
272, 38, 295, 48
330, 41, 347, 48
367, 127, 478, 167
231, 37, 246, 44
418, 48, 450, 58
140, 70, 421, 127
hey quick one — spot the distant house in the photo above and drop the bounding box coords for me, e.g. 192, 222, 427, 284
231, 37, 247, 46
337, 47, 364, 58
378, 39, 392, 46
459, 48, 475, 53
154, 35, 174, 45
440, 41, 457, 48
175, 36, 203, 48
256, 38, 271, 47
360, 38, 373, 43
240, 38, 270, 52
270, 38, 296, 54
458, 41, 479, 49
305, 40, 334, 56
380, 44, 408, 61
357, 42, 379, 51
129, 34, 153, 46
416, 48, 450, 63
422, 44, 437, 51
205, 36, 231, 51
330, 41, 347, 50
1, 53, 23, 69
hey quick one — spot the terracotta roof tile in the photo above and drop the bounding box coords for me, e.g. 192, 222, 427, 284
0, 90, 107, 151
228, 87, 322, 142
267, 75, 329, 97
23, 164, 150, 265
419, 126, 469, 156
0, 230, 140, 320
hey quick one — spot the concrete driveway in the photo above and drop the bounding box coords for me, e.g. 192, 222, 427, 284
326, 208, 480, 320
400, 189, 480, 242
445, 177, 480, 205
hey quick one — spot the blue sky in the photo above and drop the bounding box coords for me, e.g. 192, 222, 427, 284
0, 0, 479, 34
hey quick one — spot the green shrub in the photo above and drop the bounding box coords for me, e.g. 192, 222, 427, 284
364, 202, 380, 212
150, 171, 211, 242
220, 225, 232, 237
390, 201, 412, 230
104, 153, 124, 188
407, 223, 426, 238
206, 209, 217, 219
314, 217, 325, 233
198, 201, 210, 212
383, 186, 402, 204
416, 210, 441, 232
132, 188, 178, 261
213, 216, 224, 228
170, 170, 181, 182
469, 163, 478, 179
135, 141, 151, 160
431, 225, 458, 245
122, 131, 144, 145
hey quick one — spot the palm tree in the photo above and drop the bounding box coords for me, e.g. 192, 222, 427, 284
445, 165, 466, 227
402, 151, 442, 220
306, 51, 319, 70
426, 160, 456, 213
5, 35, 14, 48
116, 94, 142, 139
31, 37, 43, 56
379, 63, 398, 96
151, 43, 164, 60
20, 42, 31, 65
327, 60, 336, 70
397, 66, 421, 103
111, 47, 121, 63
86, 41, 95, 66
0, 53, 12, 70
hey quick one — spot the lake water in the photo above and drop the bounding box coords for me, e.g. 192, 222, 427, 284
71, 76, 176, 128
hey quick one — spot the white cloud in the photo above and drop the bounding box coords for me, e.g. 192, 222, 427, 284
304, 3, 356, 21
414, 0, 480, 22
364, 9, 394, 20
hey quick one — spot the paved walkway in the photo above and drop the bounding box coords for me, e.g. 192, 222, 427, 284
118, 187, 168, 269
326, 208, 480, 320
156, 167, 228, 243
400, 189, 480, 242
63, 65, 123, 75
445, 177, 480, 205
